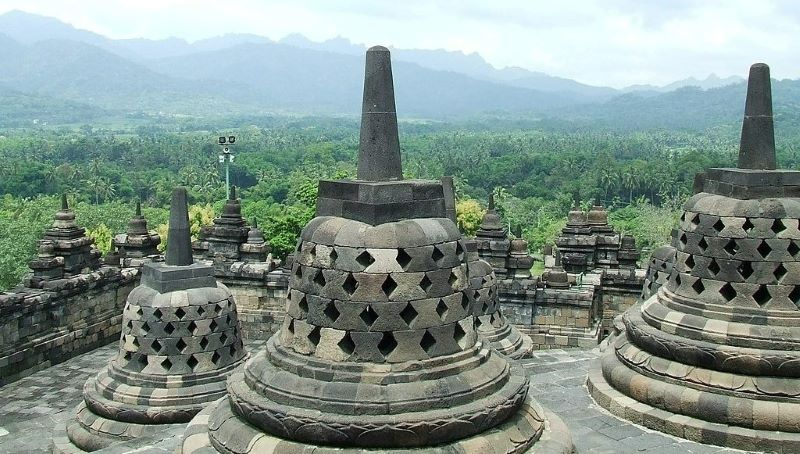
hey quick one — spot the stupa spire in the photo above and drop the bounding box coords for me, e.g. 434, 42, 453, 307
738, 63, 776, 170
165, 187, 192, 266
357, 45, 402, 181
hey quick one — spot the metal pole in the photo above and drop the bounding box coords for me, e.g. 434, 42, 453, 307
225, 157, 230, 200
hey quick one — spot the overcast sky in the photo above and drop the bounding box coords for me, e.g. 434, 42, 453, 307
2, 0, 798, 88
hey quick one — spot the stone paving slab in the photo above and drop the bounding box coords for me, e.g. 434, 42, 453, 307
0, 341, 754, 453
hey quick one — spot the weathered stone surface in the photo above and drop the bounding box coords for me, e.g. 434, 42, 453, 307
166, 187, 193, 267
589, 62, 800, 451
739, 63, 776, 170
54, 187, 247, 453
180, 46, 571, 454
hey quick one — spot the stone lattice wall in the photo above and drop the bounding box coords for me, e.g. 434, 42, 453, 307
0, 267, 137, 385
599, 269, 645, 336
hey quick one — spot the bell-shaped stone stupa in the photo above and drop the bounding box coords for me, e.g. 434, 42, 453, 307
589, 63, 800, 451
181, 46, 572, 454
53, 187, 247, 453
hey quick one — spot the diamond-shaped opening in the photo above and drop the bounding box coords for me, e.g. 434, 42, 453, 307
757, 240, 772, 259
329, 248, 338, 263
675, 274, 682, 286
481, 302, 489, 313
685, 255, 695, 270
287, 319, 295, 334
431, 246, 445, 263
324, 302, 341, 322
212, 351, 221, 365
337, 332, 355, 355
139, 354, 148, 367
456, 242, 465, 260
310, 244, 317, 258
161, 357, 173, 371
698, 237, 708, 251
197, 306, 205, 316
461, 293, 470, 309
215, 303, 223, 315
136, 307, 143, 317
436, 299, 448, 319
126, 320, 133, 331
295, 265, 302, 278
175, 307, 186, 320
399, 303, 418, 326
378, 332, 397, 356
708, 259, 720, 276
790, 286, 800, 306
790, 241, 800, 257
210, 320, 218, 331
419, 275, 432, 292
712, 219, 725, 233
299, 296, 308, 313
132, 336, 139, 348
382, 275, 398, 297
187, 355, 198, 370
680, 213, 685, 222
775, 264, 788, 282
153, 308, 163, 320
396, 249, 412, 270
772, 219, 787, 235
342, 273, 358, 295
229, 344, 237, 357
720, 283, 737, 302
454, 323, 466, 343
200, 337, 209, 349
724, 239, 739, 256
123, 351, 132, 361
691, 213, 700, 226
164, 322, 175, 335
220, 332, 228, 344
313, 269, 327, 287
742, 218, 755, 233
356, 251, 375, 268
692, 278, 705, 295
188, 320, 197, 334
360, 305, 378, 326
308, 326, 321, 346
176, 338, 187, 352
141, 321, 150, 333
679, 233, 688, 247
151, 339, 162, 353
475, 317, 483, 328
420, 331, 437, 354
448, 271, 458, 288
738, 261, 754, 279
753, 285, 771, 305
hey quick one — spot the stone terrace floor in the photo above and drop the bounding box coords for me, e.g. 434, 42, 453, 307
0, 341, 752, 453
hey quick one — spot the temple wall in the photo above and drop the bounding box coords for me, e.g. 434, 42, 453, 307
0, 267, 137, 386
599, 269, 645, 336
222, 271, 288, 341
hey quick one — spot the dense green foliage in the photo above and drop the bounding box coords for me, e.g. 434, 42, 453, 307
2, 115, 799, 291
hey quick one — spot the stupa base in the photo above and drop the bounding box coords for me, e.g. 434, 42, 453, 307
181, 396, 573, 454
479, 321, 533, 360
587, 358, 800, 453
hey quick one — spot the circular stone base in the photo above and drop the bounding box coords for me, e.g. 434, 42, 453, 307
52, 401, 186, 453
181, 397, 573, 454
478, 319, 533, 360
587, 359, 800, 453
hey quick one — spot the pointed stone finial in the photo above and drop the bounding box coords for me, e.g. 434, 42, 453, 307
252, 218, 258, 229
230, 185, 237, 201
61, 193, 69, 210
165, 187, 193, 266
738, 63, 776, 170
135, 200, 142, 217
357, 45, 402, 181
488, 192, 495, 211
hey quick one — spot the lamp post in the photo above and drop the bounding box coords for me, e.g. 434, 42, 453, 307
218, 135, 236, 200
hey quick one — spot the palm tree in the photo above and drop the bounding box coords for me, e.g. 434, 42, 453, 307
620, 169, 637, 203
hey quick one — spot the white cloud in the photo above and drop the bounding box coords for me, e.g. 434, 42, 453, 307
0, 0, 797, 87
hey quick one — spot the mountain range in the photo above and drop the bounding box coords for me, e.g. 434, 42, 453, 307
0, 9, 795, 130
